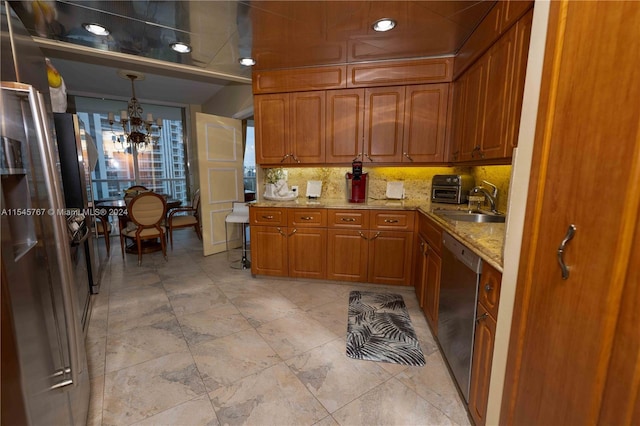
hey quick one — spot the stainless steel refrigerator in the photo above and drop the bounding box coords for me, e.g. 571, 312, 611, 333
54, 112, 103, 294
1, 2, 90, 425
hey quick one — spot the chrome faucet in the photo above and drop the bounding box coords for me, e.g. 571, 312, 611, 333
470, 180, 499, 214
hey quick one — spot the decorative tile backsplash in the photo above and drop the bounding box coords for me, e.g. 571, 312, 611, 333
258, 165, 512, 213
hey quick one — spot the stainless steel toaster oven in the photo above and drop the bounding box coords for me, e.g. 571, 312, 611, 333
431, 174, 474, 204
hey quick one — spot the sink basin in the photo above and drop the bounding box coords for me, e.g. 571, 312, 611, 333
433, 210, 506, 223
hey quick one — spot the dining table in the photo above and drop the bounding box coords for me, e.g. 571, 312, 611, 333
95, 196, 182, 254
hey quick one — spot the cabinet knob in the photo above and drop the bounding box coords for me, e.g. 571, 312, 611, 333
485, 284, 493, 292
476, 312, 489, 323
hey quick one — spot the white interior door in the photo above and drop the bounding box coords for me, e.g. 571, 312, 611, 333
196, 112, 244, 256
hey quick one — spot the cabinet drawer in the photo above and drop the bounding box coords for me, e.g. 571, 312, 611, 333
370, 210, 415, 231
327, 210, 370, 228
478, 263, 502, 319
288, 209, 327, 227
249, 207, 287, 226
420, 213, 443, 254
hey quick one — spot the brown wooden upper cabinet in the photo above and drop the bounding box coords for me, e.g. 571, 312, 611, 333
255, 91, 326, 164
450, 9, 533, 162
325, 84, 449, 164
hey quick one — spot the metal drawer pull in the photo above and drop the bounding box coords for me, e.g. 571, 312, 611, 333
341, 217, 356, 222
276, 227, 286, 236
557, 224, 577, 280
384, 219, 399, 223
288, 229, 297, 236
370, 232, 381, 240
358, 231, 368, 240
262, 215, 274, 219
300, 216, 313, 220
403, 152, 414, 162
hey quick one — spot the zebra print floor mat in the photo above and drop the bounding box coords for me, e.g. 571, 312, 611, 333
346, 291, 426, 367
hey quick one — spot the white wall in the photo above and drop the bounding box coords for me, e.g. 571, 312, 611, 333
201, 82, 253, 118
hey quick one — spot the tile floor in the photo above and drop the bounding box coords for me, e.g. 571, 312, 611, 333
86, 231, 470, 426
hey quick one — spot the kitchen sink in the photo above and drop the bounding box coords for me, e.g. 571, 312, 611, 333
433, 209, 506, 223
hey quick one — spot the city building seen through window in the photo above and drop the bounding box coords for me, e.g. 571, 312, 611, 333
74, 96, 189, 205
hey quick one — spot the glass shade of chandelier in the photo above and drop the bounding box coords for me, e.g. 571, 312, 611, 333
108, 73, 162, 150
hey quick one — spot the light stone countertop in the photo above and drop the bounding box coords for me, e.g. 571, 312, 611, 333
250, 198, 505, 271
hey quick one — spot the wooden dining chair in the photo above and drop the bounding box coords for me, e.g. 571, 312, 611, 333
167, 189, 201, 249
119, 192, 167, 266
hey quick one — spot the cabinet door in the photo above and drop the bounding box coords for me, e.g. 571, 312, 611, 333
326, 229, 368, 282
288, 228, 327, 279
403, 84, 449, 163
367, 230, 413, 286
290, 91, 326, 163
481, 24, 516, 160
254, 93, 289, 164
449, 78, 466, 162
469, 303, 496, 426
413, 237, 427, 307
501, 2, 640, 424
505, 9, 533, 157
363, 86, 405, 163
326, 89, 364, 164
459, 57, 488, 162
478, 262, 502, 320
250, 225, 288, 277
423, 245, 441, 334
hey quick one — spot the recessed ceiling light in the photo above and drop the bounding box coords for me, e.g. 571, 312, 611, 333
239, 57, 256, 67
170, 42, 192, 53
83, 23, 109, 36
372, 18, 397, 32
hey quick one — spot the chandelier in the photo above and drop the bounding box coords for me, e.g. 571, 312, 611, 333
108, 72, 162, 150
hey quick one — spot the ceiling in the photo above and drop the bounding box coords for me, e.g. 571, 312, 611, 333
9, 0, 495, 105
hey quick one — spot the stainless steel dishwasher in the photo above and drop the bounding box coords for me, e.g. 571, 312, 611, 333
437, 231, 482, 403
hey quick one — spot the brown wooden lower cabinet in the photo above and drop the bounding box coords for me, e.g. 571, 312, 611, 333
415, 213, 443, 334
326, 229, 368, 282
469, 302, 497, 426
367, 230, 413, 285
288, 228, 327, 279
250, 225, 288, 277
422, 244, 441, 333
468, 262, 502, 426
251, 207, 413, 286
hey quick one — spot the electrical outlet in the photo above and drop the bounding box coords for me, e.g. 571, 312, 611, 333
291, 186, 299, 197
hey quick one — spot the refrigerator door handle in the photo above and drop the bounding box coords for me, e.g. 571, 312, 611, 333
28, 86, 82, 387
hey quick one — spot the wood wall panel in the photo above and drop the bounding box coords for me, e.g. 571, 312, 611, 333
252, 66, 346, 94
347, 57, 453, 88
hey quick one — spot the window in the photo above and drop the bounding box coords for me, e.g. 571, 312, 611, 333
243, 121, 256, 196
74, 97, 189, 205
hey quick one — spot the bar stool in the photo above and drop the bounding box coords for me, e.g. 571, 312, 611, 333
224, 202, 250, 269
